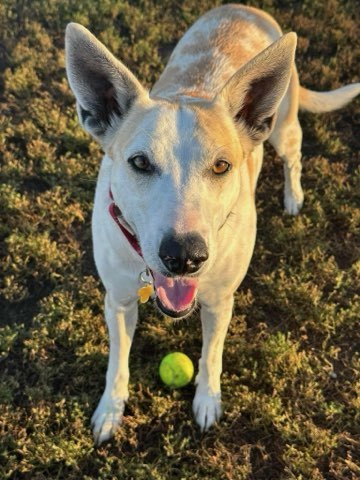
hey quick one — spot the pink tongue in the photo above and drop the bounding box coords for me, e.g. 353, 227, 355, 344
153, 272, 198, 312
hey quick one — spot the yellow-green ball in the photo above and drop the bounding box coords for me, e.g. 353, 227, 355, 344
159, 352, 194, 388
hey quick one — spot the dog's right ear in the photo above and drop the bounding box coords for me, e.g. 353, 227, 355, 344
65, 23, 147, 145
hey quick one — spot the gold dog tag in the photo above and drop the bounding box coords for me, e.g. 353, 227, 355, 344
137, 283, 154, 303
137, 269, 154, 303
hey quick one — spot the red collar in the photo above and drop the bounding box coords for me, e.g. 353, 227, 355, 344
108, 189, 143, 258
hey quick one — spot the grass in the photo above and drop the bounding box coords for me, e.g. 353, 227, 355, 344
0, 0, 359, 478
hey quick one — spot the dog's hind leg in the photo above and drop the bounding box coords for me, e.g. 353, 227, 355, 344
91, 294, 138, 444
193, 294, 234, 431
269, 68, 304, 215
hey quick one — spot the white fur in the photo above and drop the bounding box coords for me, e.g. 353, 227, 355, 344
65, 4, 359, 443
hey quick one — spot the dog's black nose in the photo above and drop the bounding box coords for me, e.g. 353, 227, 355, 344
159, 233, 208, 275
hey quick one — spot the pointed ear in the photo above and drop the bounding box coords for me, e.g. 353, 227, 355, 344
218, 33, 297, 145
65, 23, 147, 145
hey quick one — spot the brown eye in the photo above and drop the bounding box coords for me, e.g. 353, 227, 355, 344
212, 159, 232, 175
128, 154, 153, 173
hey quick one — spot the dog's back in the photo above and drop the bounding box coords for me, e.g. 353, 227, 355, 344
152, 5, 282, 100
154, 4, 360, 111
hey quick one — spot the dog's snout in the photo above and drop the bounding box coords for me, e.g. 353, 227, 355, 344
159, 233, 208, 275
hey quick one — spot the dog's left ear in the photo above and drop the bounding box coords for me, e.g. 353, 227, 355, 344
218, 32, 297, 145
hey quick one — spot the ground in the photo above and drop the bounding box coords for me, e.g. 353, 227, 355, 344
0, 0, 359, 479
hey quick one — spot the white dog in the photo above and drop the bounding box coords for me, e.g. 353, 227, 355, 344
65, 4, 360, 444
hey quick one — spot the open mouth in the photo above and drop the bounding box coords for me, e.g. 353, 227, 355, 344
152, 272, 198, 319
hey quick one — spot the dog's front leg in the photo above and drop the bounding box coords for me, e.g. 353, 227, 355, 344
193, 294, 234, 431
91, 293, 138, 444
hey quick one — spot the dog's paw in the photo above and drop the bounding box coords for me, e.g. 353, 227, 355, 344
193, 389, 222, 431
91, 394, 127, 445
284, 189, 304, 216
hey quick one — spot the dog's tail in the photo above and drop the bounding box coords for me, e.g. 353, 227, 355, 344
299, 83, 360, 113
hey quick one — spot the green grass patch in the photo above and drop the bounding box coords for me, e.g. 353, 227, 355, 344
0, 0, 359, 478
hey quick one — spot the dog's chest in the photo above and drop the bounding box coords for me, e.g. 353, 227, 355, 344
152, 5, 281, 100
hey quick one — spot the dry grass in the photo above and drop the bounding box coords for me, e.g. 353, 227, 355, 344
0, 1, 359, 479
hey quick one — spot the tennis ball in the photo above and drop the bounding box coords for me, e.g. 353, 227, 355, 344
159, 352, 194, 388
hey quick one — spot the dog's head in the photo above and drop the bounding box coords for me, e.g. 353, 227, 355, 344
65, 24, 295, 317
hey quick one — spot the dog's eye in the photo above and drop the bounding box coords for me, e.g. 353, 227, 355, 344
128, 154, 153, 173
212, 159, 232, 175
